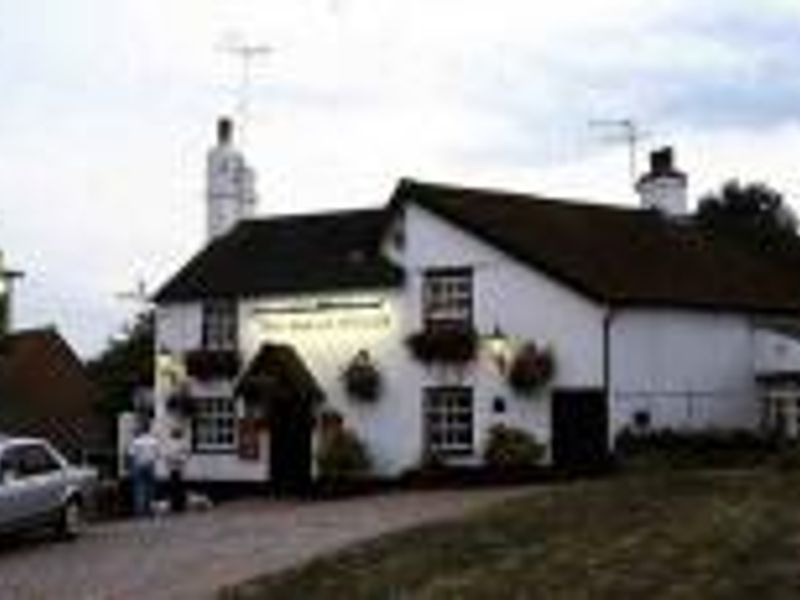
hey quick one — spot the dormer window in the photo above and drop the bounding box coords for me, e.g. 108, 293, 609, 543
422, 267, 473, 329
202, 300, 238, 350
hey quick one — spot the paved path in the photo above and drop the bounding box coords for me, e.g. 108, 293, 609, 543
0, 487, 528, 599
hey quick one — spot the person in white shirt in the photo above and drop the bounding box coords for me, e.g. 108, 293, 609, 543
128, 428, 160, 517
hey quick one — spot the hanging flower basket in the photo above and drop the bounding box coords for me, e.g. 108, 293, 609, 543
508, 343, 555, 395
406, 326, 479, 366
342, 351, 383, 402
166, 393, 197, 418
185, 349, 240, 381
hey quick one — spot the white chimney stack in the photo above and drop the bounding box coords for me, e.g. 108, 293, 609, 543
206, 117, 258, 240
635, 147, 687, 216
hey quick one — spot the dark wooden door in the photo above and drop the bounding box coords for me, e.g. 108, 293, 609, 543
269, 394, 313, 495
551, 389, 609, 473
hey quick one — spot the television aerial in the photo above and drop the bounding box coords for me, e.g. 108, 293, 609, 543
589, 118, 649, 187
219, 34, 272, 148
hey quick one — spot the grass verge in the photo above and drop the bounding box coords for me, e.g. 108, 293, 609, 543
220, 469, 800, 599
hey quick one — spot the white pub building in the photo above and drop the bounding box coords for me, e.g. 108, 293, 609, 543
152, 118, 800, 491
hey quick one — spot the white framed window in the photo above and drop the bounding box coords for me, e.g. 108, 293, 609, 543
424, 387, 474, 456
202, 300, 238, 350
423, 268, 473, 328
193, 397, 237, 452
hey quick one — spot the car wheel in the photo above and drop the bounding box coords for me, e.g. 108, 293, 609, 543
57, 497, 83, 540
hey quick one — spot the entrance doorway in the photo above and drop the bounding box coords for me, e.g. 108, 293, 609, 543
551, 389, 609, 472
236, 343, 323, 496
269, 391, 313, 495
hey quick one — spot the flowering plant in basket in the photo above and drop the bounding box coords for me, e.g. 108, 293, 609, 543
342, 351, 383, 402
508, 343, 555, 395
406, 325, 478, 366
184, 349, 240, 381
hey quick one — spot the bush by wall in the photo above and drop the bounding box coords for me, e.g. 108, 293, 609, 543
614, 427, 781, 469
316, 426, 371, 482
484, 424, 544, 469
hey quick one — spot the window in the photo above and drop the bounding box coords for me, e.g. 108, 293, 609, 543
202, 300, 238, 350
193, 397, 237, 452
3, 443, 61, 478
422, 268, 473, 329
424, 387, 474, 456
22, 444, 62, 475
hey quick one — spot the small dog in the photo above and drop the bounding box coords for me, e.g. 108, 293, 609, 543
186, 492, 214, 511
152, 499, 171, 517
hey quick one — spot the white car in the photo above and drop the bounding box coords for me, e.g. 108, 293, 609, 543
0, 436, 96, 539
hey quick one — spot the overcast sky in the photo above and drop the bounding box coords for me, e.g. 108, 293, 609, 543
2, 0, 800, 357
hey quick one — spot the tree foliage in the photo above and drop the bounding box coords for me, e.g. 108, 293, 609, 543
86, 311, 154, 417
697, 180, 797, 248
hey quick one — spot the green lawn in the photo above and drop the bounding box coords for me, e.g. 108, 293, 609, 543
221, 469, 800, 599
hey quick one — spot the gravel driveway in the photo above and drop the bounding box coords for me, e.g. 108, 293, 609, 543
0, 487, 527, 599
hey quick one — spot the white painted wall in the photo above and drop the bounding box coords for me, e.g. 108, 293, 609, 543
154, 200, 780, 481
154, 202, 608, 478
609, 309, 759, 436
242, 290, 414, 475
156, 304, 202, 353
397, 204, 607, 465
155, 304, 267, 482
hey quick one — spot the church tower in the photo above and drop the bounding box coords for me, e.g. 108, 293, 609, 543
206, 117, 257, 240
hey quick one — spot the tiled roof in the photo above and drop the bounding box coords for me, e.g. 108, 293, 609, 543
0, 328, 102, 458
393, 179, 800, 314
156, 178, 800, 315
154, 209, 404, 302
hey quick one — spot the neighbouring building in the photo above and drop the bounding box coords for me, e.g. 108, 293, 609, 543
151, 119, 800, 490
0, 253, 104, 462
0, 327, 103, 462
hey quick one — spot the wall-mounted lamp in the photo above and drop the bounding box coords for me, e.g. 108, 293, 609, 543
156, 349, 186, 391
484, 325, 511, 373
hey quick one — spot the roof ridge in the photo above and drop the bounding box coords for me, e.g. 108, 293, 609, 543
399, 177, 649, 215
237, 206, 386, 228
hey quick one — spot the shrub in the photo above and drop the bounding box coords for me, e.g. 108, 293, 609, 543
316, 426, 371, 481
317, 407, 344, 432
615, 427, 780, 469
406, 326, 478, 366
484, 424, 544, 469
508, 343, 555, 395
775, 440, 800, 470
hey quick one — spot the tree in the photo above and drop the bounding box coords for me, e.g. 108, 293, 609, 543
87, 311, 154, 419
697, 180, 797, 237
696, 180, 800, 260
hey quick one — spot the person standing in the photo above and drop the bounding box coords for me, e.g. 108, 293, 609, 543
128, 427, 160, 517
165, 427, 189, 513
